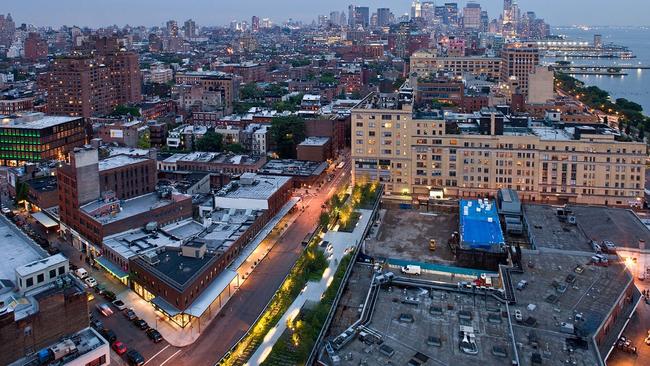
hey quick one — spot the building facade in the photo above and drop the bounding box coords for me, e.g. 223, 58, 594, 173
351, 93, 646, 206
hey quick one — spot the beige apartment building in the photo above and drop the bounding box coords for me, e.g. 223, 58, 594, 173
352, 93, 646, 207
410, 50, 502, 79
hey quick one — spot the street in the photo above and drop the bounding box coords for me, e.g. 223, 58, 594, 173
171, 155, 351, 365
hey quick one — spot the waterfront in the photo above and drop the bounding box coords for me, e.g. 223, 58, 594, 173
545, 26, 650, 112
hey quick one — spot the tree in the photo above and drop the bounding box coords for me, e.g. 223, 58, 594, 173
270, 116, 306, 159
225, 143, 245, 153
15, 181, 28, 205
110, 105, 141, 117
195, 131, 223, 152
240, 83, 263, 100
639, 128, 645, 141
319, 212, 331, 229
137, 131, 151, 149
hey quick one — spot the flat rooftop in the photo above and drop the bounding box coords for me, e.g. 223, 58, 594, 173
299, 136, 330, 146
0, 113, 80, 130
0, 217, 45, 280
26, 176, 57, 192
82, 192, 189, 226
141, 248, 215, 291
460, 199, 505, 251
11, 327, 107, 366
524, 204, 650, 251
103, 228, 183, 261
98, 155, 149, 171
197, 208, 262, 251
177, 151, 262, 165
510, 249, 637, 365
354, 92, 407, 111
258, 159, 327, 177
215, 174, 291, 200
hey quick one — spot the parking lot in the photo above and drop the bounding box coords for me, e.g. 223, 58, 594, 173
365, 208, 458, 264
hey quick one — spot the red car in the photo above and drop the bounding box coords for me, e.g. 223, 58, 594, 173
112, 341, 128, 355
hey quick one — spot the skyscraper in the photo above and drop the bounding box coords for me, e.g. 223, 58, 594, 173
166, 20, 179, 37
348, 5, 356, 27
184, 19, 197, 38
355, 6, 370, 28
421, 2, 436, 24
251, 16, 260, 32
445, 3, 459, 27
500, 42, 540, 96
377, 8, 391, 27
463, 2, 481, 29
0, 13, 15, 47
411, 0, 422, 20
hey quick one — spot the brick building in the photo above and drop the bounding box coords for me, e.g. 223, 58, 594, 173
23, 32, 48, 61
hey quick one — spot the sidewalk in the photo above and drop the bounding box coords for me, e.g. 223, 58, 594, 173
246, 209, 374, 365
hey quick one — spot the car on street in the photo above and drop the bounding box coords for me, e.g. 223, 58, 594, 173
100, 328, 117, 343
126, 349, 145, 366
84, 277, 98, 288
90, 318, 104, 330
112, 341, 128, 355
133, 318, 149, 330
96, 303, 114, 317
112, 299, 126, 310
124, 308, 137, 320
103, 290, 117, 302
1, 206, 11, 215
94, 284, 107, 294
146, 328, 163, 343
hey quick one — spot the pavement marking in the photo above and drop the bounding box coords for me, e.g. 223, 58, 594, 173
143, 345, 170, 365
159, 349, 182, 366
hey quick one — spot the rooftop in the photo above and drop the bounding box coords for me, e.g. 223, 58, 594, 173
299, 136, 330, 146
524, 204, 650, 251
103, 228, 184, 261
98, 155, 149, 171
459, 199, 505, 251
0, 217, 45, 280
215, 174, 291, 201
137, 247, 215, 291
258, 159, 327, 177
81, 191, 190, 226
11, 327, 107, 366
26, 176, 57, 193
0, 113, 81, 130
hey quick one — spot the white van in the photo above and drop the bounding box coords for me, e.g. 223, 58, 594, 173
401, 265, 421, 275
75, 268, 89, 280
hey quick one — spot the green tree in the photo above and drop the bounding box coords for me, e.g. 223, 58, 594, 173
225, 143, 245, 153
240, 83, 263, 100
195, 131, 223, 152
319, 212, 331, 228
270, 116, 306, 159
137, 131, 151, 149
15, 181, 28, 205
110, 105, 141, 117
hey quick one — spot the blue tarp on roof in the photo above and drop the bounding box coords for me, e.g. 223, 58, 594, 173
459, 199, 505, 252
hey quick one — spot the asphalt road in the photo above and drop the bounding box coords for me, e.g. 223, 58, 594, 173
171, 157, 351, 366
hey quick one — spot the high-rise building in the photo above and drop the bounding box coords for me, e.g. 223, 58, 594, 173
480, 10, 490, 33
355, 6, 370, 28
348, 5, 356, 28
166, 20, 179, 37
252, 15, 260, 32
421, 2, 436, 23
463, 2, 482, 29
500, 42, 540, 96
377, 8, 391, 27
594, 34, 603, 49
23, 32, 48, 61
184, 19, 197, 38
444, 3, 459, 26
411, 0, 422, 20
0, 13, 15, 47
44, 37, 142, 118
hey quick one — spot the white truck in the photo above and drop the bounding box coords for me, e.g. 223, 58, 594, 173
401, 265, 421, 275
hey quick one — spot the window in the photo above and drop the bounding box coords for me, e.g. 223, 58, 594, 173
49, 269, 57, 279
26, 277, 33, 287
85, 355, 107, 366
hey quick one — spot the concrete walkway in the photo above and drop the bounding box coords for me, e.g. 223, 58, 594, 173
246, 209, 373, 365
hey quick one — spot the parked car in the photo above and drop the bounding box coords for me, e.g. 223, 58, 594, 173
84, 277, 98, 288
90, 318, 104, 330
124, 308, 137, 320
74, 268, 89, 280
401, 265, 421, 275
112, 341, 128, 355
146, 328, 163, 343
133, 319, 149, 330
96, 303, 114, 317
103, 290, 117, 302
94, 284, 107, 294
101, 328, 117, 343
112, 299, 126, 310
126, 350, 145, 366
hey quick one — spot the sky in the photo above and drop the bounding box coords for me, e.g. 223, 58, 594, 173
2, 0, 649, 28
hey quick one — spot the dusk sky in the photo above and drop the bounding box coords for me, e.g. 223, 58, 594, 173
3, 0, 648, 28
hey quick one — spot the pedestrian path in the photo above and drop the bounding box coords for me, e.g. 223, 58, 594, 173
246, 209, 373, 365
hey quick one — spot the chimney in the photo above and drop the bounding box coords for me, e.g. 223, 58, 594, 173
639, 239, 646, 251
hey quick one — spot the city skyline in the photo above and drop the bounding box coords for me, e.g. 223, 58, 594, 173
3, 0, 649, 28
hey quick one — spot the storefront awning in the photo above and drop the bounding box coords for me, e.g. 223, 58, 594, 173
95, 257, 129, 280
186, 269, 238, 318
151, 296, 181, 317
31, 212, 58, 228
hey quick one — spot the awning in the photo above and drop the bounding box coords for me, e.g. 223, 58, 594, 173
95, 257, 129, 280
186, 269, 238, 318
31, 211, 58, 228
151, 296, 181, 317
